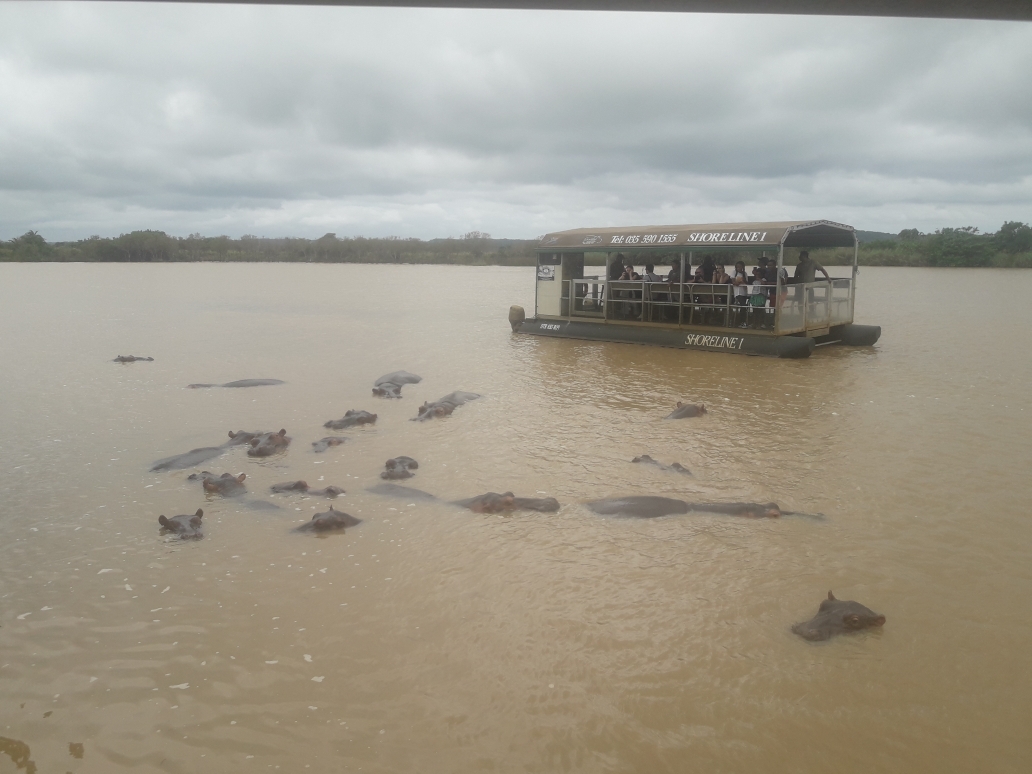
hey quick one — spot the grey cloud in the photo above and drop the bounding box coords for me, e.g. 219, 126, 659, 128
0, 4, 1029, 240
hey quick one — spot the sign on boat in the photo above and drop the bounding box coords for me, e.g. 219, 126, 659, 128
508, 219, 881, 358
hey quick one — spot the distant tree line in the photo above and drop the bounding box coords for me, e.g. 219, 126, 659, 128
0, 230, 538, 266
814, 222, 1032, 268
2, 223, 1030, 267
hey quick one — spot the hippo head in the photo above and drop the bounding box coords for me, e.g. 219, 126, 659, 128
793, 591, 886, 641
158, 509, 204, 538
202, 472, 246, 495
247, 429, 290, 457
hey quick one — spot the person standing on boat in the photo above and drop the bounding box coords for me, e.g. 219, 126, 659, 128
794, 251, 830, 283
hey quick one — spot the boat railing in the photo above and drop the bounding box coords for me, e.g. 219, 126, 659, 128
561, 277, 854, 333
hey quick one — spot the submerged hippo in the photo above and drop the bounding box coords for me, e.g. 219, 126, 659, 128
292, 505, 362, 533
312, 437, 347, 453
453, 492, 561, 513
187, 379, 285, 389
381, 456, 419, 480
150, 430, 260, 472
792, 591, 886, 642
270, 480, 310, 493
158, 508, 203, 538
247, 429, 290, 457
188, 471, 247, 496
372, 371, 423, 399
631, 455, 692, 475
586, 497, 781, 519
270, 481, 345, 497
366, 482, 438, 500
323, 410, 377, 430
665, 402, 707, 419
113, 355, 153, 363
413, 391, 481, 421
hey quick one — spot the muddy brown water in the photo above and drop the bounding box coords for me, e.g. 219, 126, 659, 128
1, 264, 1030, 773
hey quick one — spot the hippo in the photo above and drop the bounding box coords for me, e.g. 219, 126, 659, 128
792, 591, 886, 642
586, 497, 781, 519
113, 355, 153, 363
151, 445, 226, 471
187, 379, 285, 388
312, 437, 347, 453
225, 430, 261, 445
270, 480, 311, 493
149, 430, 265, 472
366, 482, 438, 500
188, 471, 247, 496
292, 505, 362, 533
453, 492, 561, 513
372, 371, 422, 398
247, 429, 290, 457
381, 456, 419, 480
270, 481, 345, 497
309, 486, 346, 497
158, 509, 203, 538
413, 391, 481, 421
665, 402, 707, 419
587, 496, 688, 518
631, 455, 692, 475
323, 410, 377, 430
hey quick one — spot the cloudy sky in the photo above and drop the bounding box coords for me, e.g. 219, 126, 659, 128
1, 3, 1030, 241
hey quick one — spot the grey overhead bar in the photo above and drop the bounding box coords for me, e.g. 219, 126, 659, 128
120, 1, 1032, 23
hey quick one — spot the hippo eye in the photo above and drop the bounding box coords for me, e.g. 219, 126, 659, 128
845, 614, 861, 628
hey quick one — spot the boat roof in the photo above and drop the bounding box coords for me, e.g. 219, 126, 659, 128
538, 220, 856, 250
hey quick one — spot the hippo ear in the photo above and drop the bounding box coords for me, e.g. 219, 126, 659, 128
159, 515, 169, 526
828, 591, 836, 601
676, 401, 683, 407
195, 509, 204, 518
237, 473, 246, 483
278, 429, 286, 436
250, 437, 259, 446
228, 431, 236, 439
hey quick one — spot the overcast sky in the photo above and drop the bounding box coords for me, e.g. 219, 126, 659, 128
1, 3, 1030, 241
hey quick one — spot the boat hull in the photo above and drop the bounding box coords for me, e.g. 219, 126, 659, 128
514, 318, 816, 358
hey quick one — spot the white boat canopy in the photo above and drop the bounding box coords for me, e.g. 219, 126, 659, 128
538, 220, 856, 251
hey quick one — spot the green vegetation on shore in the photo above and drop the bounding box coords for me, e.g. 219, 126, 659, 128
3, 223, 1031, 267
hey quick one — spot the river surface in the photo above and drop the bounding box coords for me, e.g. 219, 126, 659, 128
1, 263, 1030, 773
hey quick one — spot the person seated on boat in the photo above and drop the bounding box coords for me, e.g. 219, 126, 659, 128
621, 263, 641, 281
643, 262, 663, 282
793, 250, 830, 283
665, 258, 683, 284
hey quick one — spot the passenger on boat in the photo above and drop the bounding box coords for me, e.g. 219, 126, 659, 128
700, 256, 716, 283
665, 258, 683, 284
794, 251, 830, 283
643, 262, 663, 282
731, 260, 750, 327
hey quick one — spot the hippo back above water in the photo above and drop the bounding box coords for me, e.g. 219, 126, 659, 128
113, 355, 153, 363
413, 391, 481, 421
372, 371, 423, 399
792, 591, 886, 642
665, 402, 707, 419
324, 410, 377, 430
187, 379, 285, 389
293, 505, 361, 533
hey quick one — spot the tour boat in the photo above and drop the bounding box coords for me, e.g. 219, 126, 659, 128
508, 220, 881, 358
